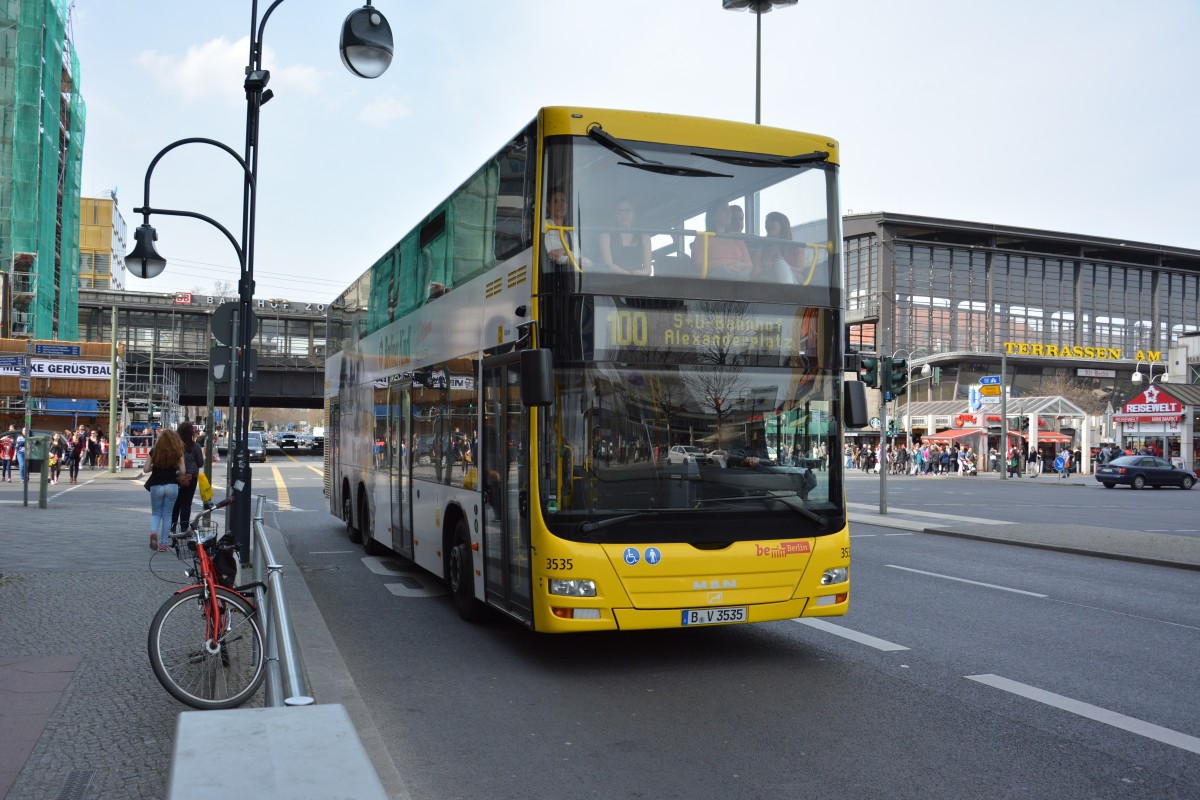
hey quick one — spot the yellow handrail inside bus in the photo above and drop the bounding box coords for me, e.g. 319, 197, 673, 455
801, 241, 833, 286
693, 230, 712, 279
542, 220, 583, 273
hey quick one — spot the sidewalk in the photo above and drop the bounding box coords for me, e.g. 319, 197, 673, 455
847, 469, 1200, 571
0, 469, 407, 800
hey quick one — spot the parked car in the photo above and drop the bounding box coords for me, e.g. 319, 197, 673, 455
708, 449, 729, 468
1095, 455, 1194, 490
667, 445, 711, 465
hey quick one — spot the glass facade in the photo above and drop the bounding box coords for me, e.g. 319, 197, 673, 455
845, 214, 1200, 406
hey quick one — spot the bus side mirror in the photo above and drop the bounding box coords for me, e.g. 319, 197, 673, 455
844, 380, 868, 429
520, 349, 554, 407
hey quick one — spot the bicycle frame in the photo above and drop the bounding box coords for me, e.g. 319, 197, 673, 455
169, 498, 258, 646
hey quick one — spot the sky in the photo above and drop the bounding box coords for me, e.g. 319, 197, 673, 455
71, 0, 1200, 305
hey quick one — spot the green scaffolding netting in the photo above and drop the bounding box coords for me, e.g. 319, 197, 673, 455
1, 0, 85, 340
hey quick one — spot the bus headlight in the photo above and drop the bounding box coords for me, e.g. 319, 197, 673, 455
549, 578, 596, 597
820, 567, 848, 585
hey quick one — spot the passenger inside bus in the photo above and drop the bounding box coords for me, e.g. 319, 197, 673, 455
594, 197, 651, 276
689, 202, 753, 279
755, 211, 805, 284
544, 188, 591, 270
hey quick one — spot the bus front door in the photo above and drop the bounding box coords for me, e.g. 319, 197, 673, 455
482, 359, 532, 623
387, 381, 413, 558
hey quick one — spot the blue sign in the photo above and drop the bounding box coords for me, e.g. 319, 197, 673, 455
19, 377, 29, 393
34, 343, 81, 357
214, 409, 223, 423
980, 375, 1002, 385
0, 355, 21, 367
968, 387, 982, 411
645, 547, 662, 565
622, 547, 641, 566
1053, 456, 1065, 472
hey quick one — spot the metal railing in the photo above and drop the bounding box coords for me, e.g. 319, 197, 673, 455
250, 495, 313, 707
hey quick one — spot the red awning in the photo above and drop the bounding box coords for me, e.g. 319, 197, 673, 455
925, 428, 986, 443
1009, 430, 1072, 443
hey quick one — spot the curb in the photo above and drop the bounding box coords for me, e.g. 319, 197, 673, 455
918, 526, 1200, 572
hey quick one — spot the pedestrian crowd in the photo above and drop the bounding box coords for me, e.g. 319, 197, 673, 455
842, 440, 1102, 479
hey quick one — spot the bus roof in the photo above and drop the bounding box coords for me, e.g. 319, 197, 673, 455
538, 106, 839, 166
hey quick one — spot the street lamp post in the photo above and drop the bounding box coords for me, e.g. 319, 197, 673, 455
1132, 360, 1168, 385
721, 0, 798, 124
126, 1, 393, 560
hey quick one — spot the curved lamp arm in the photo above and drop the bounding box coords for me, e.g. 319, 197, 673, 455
139, 136, 254, 223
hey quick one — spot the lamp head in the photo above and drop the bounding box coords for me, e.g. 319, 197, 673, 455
722, 0, 800, 13
340, 2, 394, 79
126, 224, 167, 279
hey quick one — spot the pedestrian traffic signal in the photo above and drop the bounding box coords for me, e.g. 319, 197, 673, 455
888, 420, 896, 436
931, 366, 942, 386
858, 355, 879, 388
888, 358, 908, 398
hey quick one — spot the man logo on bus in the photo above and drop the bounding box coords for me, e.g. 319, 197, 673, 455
693, 579, 736, 590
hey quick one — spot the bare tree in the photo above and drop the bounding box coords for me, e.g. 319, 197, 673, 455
1028, 374, 1108, 415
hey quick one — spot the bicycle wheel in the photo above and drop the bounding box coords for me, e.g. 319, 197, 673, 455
147, 586, 266, 710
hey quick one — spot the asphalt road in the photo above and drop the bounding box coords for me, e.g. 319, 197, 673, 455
267, 458, 1200, 800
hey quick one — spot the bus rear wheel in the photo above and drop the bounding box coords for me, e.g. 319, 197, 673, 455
448, 518, 483, 622
344, 490, 362, 544
361, 495, 383, 556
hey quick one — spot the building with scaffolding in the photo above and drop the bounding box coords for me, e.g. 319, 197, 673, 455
0, 0, 85, 340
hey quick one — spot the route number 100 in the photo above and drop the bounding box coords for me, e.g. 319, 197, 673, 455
607, 310, 649, 347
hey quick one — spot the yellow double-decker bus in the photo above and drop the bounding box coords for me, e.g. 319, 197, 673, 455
325, 107, 867, 632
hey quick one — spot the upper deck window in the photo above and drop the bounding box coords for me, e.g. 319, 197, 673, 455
540, 136, 838, 294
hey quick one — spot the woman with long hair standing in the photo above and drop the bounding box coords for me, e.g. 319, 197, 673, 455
143, 430, 185, 551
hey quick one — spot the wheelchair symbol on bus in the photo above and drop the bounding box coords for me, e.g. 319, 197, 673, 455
623, 547, 640, 565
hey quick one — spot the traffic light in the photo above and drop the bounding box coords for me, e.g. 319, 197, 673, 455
888, 358, 908, 398
888, 419, 896, 436
932, 366, 942, 386
858, 355, 879, 388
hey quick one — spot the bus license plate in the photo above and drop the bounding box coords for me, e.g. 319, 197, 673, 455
681, 606, 747, 626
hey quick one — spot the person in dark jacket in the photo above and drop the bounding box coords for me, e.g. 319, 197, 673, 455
171, 421, 204, 534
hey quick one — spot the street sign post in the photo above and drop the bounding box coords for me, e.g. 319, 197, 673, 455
980, 375, 1002, 385
34, 343, 81, 357
0, 355, 22, 368
979, 384, 1002, 396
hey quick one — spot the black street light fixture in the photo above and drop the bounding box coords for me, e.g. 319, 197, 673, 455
127, 0, 393, 561
721, 0, 798, 124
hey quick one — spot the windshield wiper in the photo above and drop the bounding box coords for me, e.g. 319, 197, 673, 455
695, 491, 828, 527
691, 150, 829, 169
587, 125, 732, 179
579, 511, 660, 534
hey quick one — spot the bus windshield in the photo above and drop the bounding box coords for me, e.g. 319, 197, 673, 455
540, 135, 837, 292
536, 298, 842, 544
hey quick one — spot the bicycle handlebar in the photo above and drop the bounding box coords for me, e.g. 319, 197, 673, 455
169, 495, 235, 542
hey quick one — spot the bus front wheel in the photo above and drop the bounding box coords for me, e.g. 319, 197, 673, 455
448, 518, 483, 622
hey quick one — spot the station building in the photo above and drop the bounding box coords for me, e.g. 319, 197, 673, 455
843, 212, 1200, 473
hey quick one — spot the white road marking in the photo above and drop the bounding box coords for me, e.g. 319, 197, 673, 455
967, 674, 1200, 755
848, 502, 1013, 526
886, 565, 1047, 597
794, 618, 910, 651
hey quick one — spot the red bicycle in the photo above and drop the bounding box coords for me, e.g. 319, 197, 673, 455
146, 497, 267, 709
